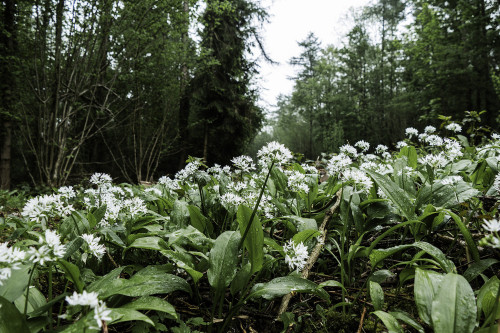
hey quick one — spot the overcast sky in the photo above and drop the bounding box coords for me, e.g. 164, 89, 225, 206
255, 0, 372, 110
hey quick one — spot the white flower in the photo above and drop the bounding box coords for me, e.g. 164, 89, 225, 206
175, 161, 201, 182
444, 138, 463, 160
283, 240, 309, 271
483, 218, 500, 233
0, 243, 26, 286
405, 127, 419, 138
158, 176, 180, 191
424, 125, 436, 134
440, 176, 463, 186
286, 170, 310, 193
220, 193, 244, 212
145, 187, 162, 197
340, 144, 358, 158
89, 173, 112, 186
492, 133, 500, 140
81, 234, 106, 261
93, 300, 112, 328
29, 230, 66, 265
355, 140, 370, 152
231, 155, 256, 172
58, 186, 76, 199
424, 135, 444, 146
445, 123, 462, 132
375, 145, 388, 154
65, 290, 100, 308
257, 141, 293, 166
396, 141, 408, 149
301, 164, 318, 174
418, 152, 448, 168
326, 154, 352, 176
341, 169, 373, 194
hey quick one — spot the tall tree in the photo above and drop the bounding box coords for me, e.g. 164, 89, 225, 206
189, 0, 266, 164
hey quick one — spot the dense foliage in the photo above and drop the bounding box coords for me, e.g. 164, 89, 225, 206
261, 0, 500, 158
0, 119, 499, 332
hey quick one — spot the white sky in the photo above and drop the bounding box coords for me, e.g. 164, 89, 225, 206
255, 0, 373, 110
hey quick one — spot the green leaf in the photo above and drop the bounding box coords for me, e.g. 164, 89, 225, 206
292, 229, 321, 244
389, 311, 424, 333
188, 205, 213, 235
397, 146, 418, 168
57, 259, 85, 293
365, 170, 416, 220
121, 296, 178, 320
0, 264, 31, 302
477, 276, 500, 319
13, 286, 46, 316
413, 241, 455, 273
369, 281, 384, 311
415, 182, 480, 210
318, 280, 346, 291
237, 205, 263, 274
62, 237, 84, 260
431, 273, 476, 333
230, 263, 252, 296
414, 268, 445, 325
87, 267, 125, 295
126, 236, 168, 252
0, 295, 30, 333
99, 266, 191, 298
371, 310, 403, 333
109, 308, 154, 327
447, 211, 480, 262
207, 231, 241, 291
463, 259, 498, 282
171, 200, 190, 227
249, 276, 329, 302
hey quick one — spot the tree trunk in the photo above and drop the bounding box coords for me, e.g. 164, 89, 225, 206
0, 0, 18, 190
178, 0, 191, 169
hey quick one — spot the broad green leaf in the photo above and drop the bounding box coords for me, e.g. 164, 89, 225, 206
292, 229, 321, 244
62, 237, 84, 260
369, 281, 384, 311
413, 241, 455, 273
126, 236, 168, 252
230, 263, 252, 296
389, 311, 424, 333
87, 267, 125, 294
431, 273, 476, 333
0, 295, 30, 333
365, 170, 416, 221
249, 276, 329, 302
0, 264, 31, 302
188, 205, 213, 235
161, 249, 203, 284
477, 276, 500, 319
57, 259, 84, 293
318, 280, 345, 291
121, 296, 178, 320
415, 182, 480, 210
398, 146, 418, 168
109, 308, 154, 327
463, 259, 498, 282
99, 266, 191, 298
370, 244, 412, 269
13, 286, 46, 317
171, 200, 190, 227
414, 268, 445, 325
371, 310, 403, 333
447, 211, 480, 262
237, 205, 263, 273
369, 270, 396, 284
207, 231, 241, 291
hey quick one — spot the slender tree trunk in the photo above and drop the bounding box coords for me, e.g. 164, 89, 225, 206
178, 0, 191, 169
0, 0, 17, 190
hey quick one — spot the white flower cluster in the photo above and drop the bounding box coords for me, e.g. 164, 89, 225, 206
355, 140, 370, 153
444, 138, 463, 160
175, 161, 202, 182
257, 141, 293, 166
396, 141, 408, 149
22, 189, 75, 223
64, 291, 112, 329
283, 240, 309, 271
440, 175, 463, 186
418, 152, 448, 168
0, 243, 26, 286
445, 122, 462, 132
340, 144, 358, 158
158, 176, 180, 192
28, 229, 66, 266
326, 154, 352, 177
301, 163, 318, 175
231, 155, 256, 173
375, 145, 388, 154
81, 234, 106, 262
341, 169, 373, 194
207, 164, 232, 181
405, 127, 419, 138
480, 218, 500, 249
285, 170, 310, 193
90, 173, 112, 186
84, 174, 147, 227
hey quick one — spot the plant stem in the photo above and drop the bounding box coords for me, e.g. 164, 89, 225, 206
24, 263, 37, 316
239, 162, 274, 249
48, 262, 53, 329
